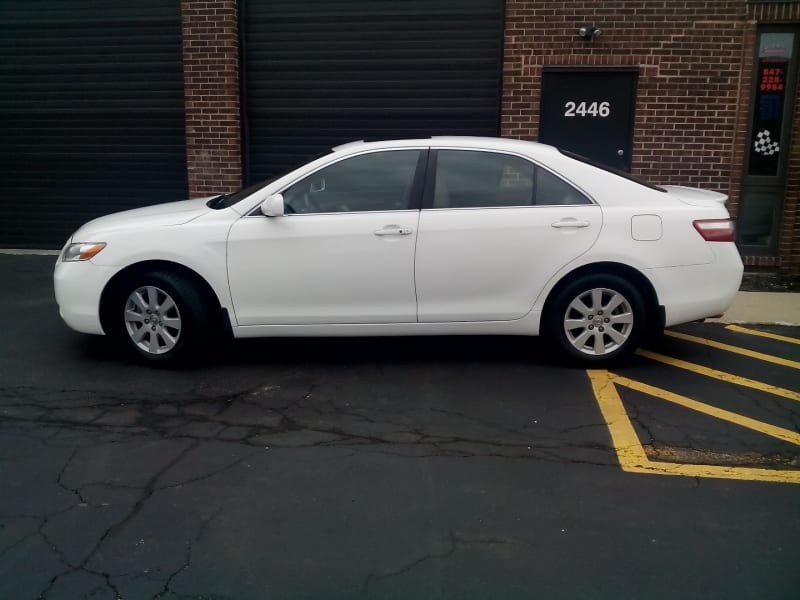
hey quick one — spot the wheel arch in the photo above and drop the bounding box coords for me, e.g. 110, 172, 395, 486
99, 260, 231, 337
542, 262, 665, 336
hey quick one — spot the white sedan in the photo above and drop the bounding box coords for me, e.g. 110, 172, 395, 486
54, 137, 743, 364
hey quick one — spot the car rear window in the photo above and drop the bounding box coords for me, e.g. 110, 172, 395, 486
558, 149, 667, 193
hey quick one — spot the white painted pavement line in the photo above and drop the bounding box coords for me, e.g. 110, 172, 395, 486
0, 249, 60, 255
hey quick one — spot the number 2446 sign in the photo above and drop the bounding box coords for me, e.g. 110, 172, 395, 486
564, 101, 611, 118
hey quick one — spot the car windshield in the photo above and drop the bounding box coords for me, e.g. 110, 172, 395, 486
206, 179, 275, 209
208, 150, 334, 209
558, 148, 667, 193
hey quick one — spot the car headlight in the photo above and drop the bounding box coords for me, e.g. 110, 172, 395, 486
62, 242, 107, 262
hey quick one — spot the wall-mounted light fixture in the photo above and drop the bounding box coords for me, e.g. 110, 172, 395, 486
577, 25, 603, 41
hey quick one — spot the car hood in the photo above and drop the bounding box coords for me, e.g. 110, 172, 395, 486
662, 185, 728, 207
71, 197, 215, 240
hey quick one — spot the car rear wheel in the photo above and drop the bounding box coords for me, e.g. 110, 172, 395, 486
115, 271, 210, 364
548, 274, 646, 364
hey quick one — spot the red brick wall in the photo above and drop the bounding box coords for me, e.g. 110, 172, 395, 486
503, 1, 747, 188
502, 0, 799, 273
181, 0, 241, 197
733, 17, 758, 262
779, 77, 800, 272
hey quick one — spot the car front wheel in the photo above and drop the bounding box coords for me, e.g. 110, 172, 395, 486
114, 271, 211, 364
548, 274, 646, 364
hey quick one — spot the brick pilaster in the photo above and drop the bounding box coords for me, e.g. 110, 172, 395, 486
182, 0, 241, 197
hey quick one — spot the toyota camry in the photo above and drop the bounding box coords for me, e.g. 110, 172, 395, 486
54, 137, 744, 364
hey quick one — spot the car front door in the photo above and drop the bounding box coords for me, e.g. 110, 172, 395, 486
227, 149, 425, 326
415, 148, 602, 322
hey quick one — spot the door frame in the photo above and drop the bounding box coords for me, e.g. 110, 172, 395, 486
739, 25, 800, 256
538, 66, 639, 172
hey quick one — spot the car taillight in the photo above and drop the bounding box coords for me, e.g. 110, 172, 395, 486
693, 219, 735, 242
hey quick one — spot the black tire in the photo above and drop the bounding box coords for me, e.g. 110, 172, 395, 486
111, 270, 213, 365
546, 273, 647, 365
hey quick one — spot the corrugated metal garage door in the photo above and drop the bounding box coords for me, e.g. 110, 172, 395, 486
0, 1, 187, 249
242, 0, 504, 183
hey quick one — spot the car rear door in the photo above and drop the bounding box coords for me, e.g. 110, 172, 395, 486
415, 148, 602, 322
227, 149, 425, 326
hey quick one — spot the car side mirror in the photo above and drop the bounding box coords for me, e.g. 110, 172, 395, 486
260, 193, 285, 217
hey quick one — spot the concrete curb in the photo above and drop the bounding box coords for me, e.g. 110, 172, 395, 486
707, 291, 800, 326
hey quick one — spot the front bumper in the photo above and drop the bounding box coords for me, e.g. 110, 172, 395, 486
53, 258, 118, 335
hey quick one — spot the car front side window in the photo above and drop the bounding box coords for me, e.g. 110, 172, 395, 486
282, 150, 421, 214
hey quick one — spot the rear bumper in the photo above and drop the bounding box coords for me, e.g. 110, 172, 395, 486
647, 243, 743, 327
53, 259, 118, 335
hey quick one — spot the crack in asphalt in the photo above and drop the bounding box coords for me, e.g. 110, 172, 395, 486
1, 354, 796, 598
0, 376, 623, 598
0, 379, 620, 462
153, 506, 223, 600
0, 528, 41, 562
155, 451, 262, 492
361, 530, 531, 596
427, 406, 530, 437
628, 410, 657, 447
56, 447, 91, 507
35, 441, 201, 599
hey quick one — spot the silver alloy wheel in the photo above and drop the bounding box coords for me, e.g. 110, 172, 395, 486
124, 285, 182, 355
563, 287, 634, 356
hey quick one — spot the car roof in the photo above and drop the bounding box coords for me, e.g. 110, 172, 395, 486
331, 136, 560, 157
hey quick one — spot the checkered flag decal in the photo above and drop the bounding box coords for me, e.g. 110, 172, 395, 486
753, 129, 780, 156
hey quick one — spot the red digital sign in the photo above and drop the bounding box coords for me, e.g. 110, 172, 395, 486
759, 66, 785, 92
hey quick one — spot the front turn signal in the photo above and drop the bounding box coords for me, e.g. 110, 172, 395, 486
63, 242, 107, 262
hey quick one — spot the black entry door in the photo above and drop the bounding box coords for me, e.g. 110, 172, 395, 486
539, 69, 637, 171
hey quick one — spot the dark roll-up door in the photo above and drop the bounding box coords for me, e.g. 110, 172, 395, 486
0, 1, 187, 249
242, 0, 504, 183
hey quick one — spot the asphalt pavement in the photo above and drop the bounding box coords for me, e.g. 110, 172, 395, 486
1, 255, 798, 600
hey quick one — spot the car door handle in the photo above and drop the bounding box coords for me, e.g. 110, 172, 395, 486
551, 219, 591, 229
374, 226, 413, 236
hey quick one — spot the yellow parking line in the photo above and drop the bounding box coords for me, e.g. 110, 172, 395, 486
635, 349, 800, 402
618, 460, 800, 484
615, 375, 800, 446
587, 370, 800, 484
587, 370, 649, 464
725, 324, 800, 346
664, 330, 800, 370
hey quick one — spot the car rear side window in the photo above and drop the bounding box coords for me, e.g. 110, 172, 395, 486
282, 150, 420, 214
431, 150, 590, 209
535, 167, 591, 206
